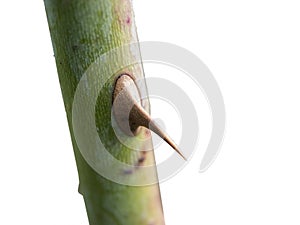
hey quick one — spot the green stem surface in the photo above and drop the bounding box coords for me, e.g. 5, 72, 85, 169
44, 1, 165, 224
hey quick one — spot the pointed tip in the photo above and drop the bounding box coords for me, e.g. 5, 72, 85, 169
163, 136, 187, 161
148, 119, 187, 161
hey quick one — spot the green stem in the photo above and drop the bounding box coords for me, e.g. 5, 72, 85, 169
44, 0, 165, 224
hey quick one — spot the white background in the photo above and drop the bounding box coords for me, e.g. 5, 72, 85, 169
0, 0, 300, 224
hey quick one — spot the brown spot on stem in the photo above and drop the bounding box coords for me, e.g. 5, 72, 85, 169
123, 169, 133, 175
72, 45, 79, 52
134, 151, 148, 168
138, 156, 145, 163
126, 16, 131, 24
144, 129, 151, 138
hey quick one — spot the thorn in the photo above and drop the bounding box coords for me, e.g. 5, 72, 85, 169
113, 74, 186, 160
